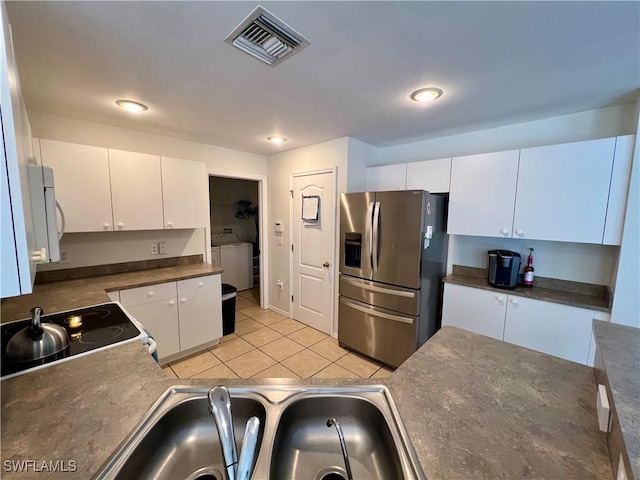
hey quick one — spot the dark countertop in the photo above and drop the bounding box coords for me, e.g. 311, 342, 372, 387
0, 327, 612, 480
593, 320, 640, 479
0, 263, 223, 323
444, 273, 611, 312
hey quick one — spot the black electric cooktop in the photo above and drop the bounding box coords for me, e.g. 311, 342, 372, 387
1, 303, 142, 379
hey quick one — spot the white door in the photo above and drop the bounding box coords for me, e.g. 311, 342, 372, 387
161, 156, 208, 229
108, 149, 164, 231
441, 283, 507, 340
291, 171, 335, 334
513, 138, 616, 243
503, 296, 593, 365
448, 150, 520, 238
40, 139, 113, 232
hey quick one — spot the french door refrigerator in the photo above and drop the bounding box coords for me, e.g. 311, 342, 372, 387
338, 190, 447, 368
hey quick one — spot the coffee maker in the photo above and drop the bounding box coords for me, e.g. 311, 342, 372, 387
487, 250, 521, 289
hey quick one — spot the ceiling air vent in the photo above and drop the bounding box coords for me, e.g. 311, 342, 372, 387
224, 6, 310, 67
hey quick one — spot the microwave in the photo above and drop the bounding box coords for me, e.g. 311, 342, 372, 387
27, 164, 63, 263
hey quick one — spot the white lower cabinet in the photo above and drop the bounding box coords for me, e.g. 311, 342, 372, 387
442, 283, 506, 340
503, 296, 593, 365
119, 274, 222, 362
442, 283, 597, 365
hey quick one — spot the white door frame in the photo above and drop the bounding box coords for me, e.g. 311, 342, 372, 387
207, 169, 268, 309
289, 166, 338, 334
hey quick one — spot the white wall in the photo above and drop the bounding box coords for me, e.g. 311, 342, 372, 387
450, 236, 617, 285
267, 137, 349, 317
347, 137, 378, 192
377, 104, 637, 165
37, 229, 205, 271
29, 111, 268, 176
610, 98, 640, 328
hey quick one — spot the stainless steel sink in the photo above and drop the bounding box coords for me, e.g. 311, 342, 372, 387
96, 386, 424, 480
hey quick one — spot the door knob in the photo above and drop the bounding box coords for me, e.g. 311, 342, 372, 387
323, 262, 330, 268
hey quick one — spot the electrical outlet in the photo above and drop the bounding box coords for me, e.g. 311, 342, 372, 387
59, 249, 70, 264
158, 241, 167, 254
150, 243, 158, 255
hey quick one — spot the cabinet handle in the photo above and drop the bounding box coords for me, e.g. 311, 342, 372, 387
198, 282, 204, 287
515, 229, 523, 236
180, 298, 186, 303
169, 300, 176, 306
117, 222, 124, 229
496, 296, 504, 302
103, 223, 110, 229
500, 229, 509, 236
166, 222, 173, 228
510, 298, 519, 305
147, 291, 155, 297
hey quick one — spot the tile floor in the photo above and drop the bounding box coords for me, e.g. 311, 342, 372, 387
162, 287, 394, 380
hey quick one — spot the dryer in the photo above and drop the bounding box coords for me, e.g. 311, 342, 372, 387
211, 233, 253, 291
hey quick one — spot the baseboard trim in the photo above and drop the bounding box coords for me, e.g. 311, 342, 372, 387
268, 305, 290, 317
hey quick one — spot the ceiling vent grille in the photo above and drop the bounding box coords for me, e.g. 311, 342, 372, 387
225, 6, 310, 67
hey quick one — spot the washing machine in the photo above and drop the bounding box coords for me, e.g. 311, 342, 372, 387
211, 233, 253, 291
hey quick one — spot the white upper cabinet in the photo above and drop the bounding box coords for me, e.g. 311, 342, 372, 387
161, 156, 208, 229
503, 296, 594, 365
405, 158, 451, 193
603, 135, 635, 245
109, 149, 164, 231
366, 164, 407, 191
513, 138, 616, 243
39, 139, 113, 233
448, 150, 520, 238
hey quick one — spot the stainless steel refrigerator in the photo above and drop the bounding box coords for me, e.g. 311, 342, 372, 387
338, 190, 448, 368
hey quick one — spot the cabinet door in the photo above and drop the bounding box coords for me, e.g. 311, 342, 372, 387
161, 156, 208, 229
406, 158, 451, 193
603, 135, 635, 245
125, 299, 180, 360
366, 164, 407, 191
448, 150, 519, 237
441, 283, 507, 340
514, 138, 616, 243
40, 139, 113, 232
109, 149, 164, 231
503, 296, 593, 365
177, 275, 222, 350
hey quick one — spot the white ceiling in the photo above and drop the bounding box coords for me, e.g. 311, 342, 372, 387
6, 1, 640, 155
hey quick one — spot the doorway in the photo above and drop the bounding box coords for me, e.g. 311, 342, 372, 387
290, 168, 336, 335
207, 171, 267, 308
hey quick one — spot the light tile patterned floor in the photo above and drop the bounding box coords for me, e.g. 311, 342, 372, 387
163, 287, 395, 380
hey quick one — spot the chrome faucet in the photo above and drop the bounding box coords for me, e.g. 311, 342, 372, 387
208, 386, 260, 480
327, 417, 354, 480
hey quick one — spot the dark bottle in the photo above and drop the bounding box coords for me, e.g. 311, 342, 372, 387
523, 248, 535, 287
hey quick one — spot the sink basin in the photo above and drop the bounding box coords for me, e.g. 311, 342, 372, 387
96, 386, 424, 480
98, 388, 266, 480
269, 396, 404, 480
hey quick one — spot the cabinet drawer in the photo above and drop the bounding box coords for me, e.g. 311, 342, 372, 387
120, 282, 177, 306
177, 274, 218, 296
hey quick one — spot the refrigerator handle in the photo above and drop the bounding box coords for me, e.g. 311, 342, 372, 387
372, 202, 381, 271
366, 202, 374, 270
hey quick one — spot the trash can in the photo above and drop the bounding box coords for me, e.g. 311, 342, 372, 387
221, 283, 238, 336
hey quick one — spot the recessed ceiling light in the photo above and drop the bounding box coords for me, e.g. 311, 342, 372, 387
115, 99, 148, 113
410, 87, 443, 103
267, 136, 287, 144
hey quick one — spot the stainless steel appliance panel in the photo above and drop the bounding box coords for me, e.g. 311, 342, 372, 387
338, 297, 417, 368
339, 274, 420, 316
339, 192, 376, 280
372, 190, 425, 289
